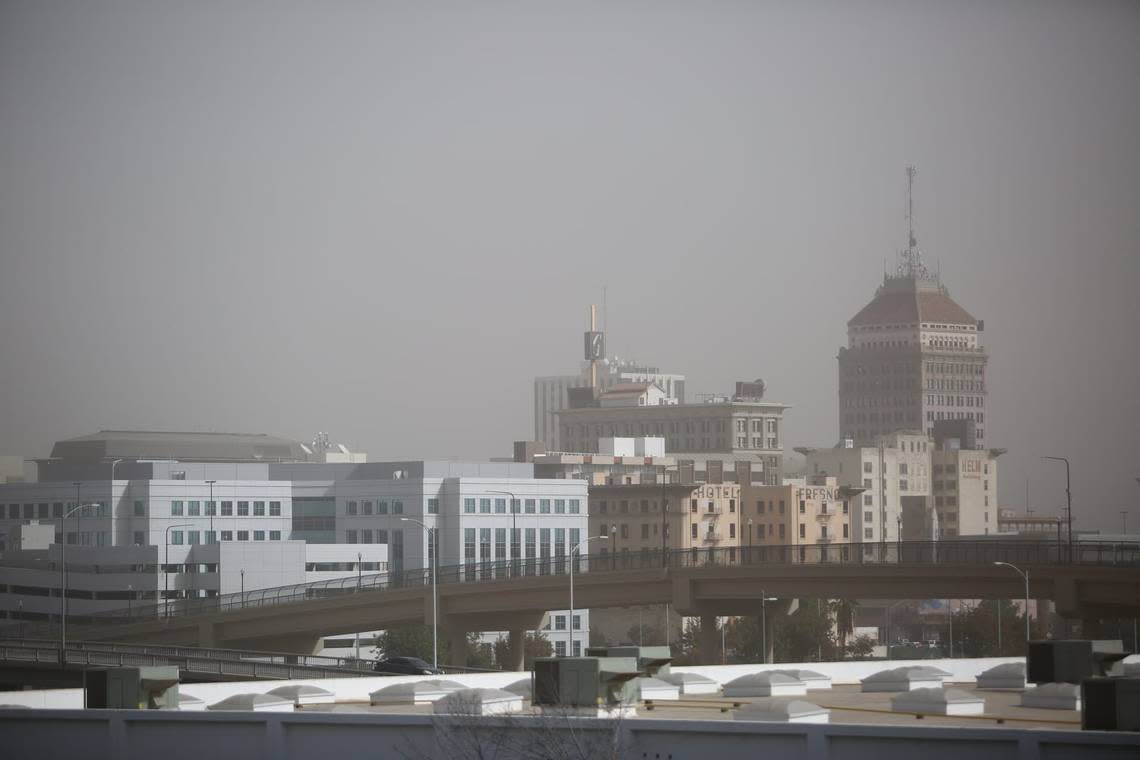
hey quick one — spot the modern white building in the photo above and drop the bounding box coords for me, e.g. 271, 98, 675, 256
0, 432, 590, 658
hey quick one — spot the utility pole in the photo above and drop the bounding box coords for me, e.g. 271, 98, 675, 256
1042, 457, 1072, 556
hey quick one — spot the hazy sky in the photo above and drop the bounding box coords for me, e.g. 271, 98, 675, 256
2, 1, 1138, 530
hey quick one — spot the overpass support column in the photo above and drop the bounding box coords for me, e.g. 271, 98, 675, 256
448, 627, 468, 669
1035, 598, 1054, 639
699, 614, 719, 665
507, 628, 526, 672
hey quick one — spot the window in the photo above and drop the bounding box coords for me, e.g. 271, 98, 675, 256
361, 528, 373, 544
779, 524, 786, 539
377, 529, 389, 543
799, 524, 805, 539
863, 494, 873, 506
171, 501, 184, 516
133, 500, 145, 516
729, 499, 736, 513
568, 499, 580, 514
691, 524, 698, 539
393, 500, 403, 515
899, 463, 908, 475
237, 530, 249, 541
554, 499, 566, 514
525, 499, 536, 514
269, 530, 281, 541
237, 501, 249, 516
572, 614, 581, 631
729, 523, 736, 538
479, 498, 491, 514
428, 498, 439, 514
843, 524, 849, 538
265, 501, 280, 516
779, 500, 785, 514
204, 530, 216, 544
863, 478, 872, 488
464, 498, 475, 514
171, 530, 184, 545
362, 500, 373, 515
221, 531, 233, 541
899, 479, 909, 491
554, 615, 567, 631
254, 530, 265, 541
346, 501, 357, 516
799, 500, 806, 514
205, 501, 216, 516
346, 530, 358, 544
757, 501, 765, 514
863, 462, 873, 473
133, 531, 146, 545
540, 499, 551, 514
555, 641, 566, 657
221, 501, 233, 516
378, 500, 389, 514
495, 498, 506, 513
690, 499, 697, 513
187, 501, 200, 516
620, 524, 629, 539
864, 528, 874, 539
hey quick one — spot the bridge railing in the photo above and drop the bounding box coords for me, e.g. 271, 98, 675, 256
14, 539, 1137, 635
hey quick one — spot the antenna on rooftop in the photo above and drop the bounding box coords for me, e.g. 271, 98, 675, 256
896, 165, 931, 280
907, 165, 917, 249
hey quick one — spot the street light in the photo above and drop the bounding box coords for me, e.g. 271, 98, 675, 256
163, 523, 194, 617
400, 516, 438, 669
994, 561, 1031, 644
760, 589, 778, 664
1042, 456, 1072, 554
59, 501, 102, 663
205, 480, 216, 537
569, 536, 607, 658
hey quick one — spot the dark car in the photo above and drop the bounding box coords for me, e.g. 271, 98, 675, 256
373, 656, 443, 676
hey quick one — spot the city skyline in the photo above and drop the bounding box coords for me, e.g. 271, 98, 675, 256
2, 2, 1138, 532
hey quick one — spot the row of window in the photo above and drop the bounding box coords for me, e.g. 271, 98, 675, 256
344, 529, 394, 544
169, 529, 282, 545
345, 499, 433, 516
171, 500, 281, 517
462, 498, 581, 515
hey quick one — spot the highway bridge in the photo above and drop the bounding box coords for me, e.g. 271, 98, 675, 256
0, 638, 375, 689
13, 540, 1140, 668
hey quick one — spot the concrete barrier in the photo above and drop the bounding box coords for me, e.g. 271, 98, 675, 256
1, 708, 1138, 760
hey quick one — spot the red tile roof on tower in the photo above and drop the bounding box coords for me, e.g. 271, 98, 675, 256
848, 278, 976, 327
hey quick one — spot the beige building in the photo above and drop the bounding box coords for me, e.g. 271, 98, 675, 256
589, 479, 744, 563
931, 445, 1001, 537
557, 391, 787, 486
743, 476, 857, 550
800, 431, 931, 543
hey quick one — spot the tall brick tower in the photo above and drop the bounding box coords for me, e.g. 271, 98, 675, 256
837, 168, 988, 447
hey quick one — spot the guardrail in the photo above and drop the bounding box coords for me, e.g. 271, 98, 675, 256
7, 539, 1138, 639
0, 639, 374, 680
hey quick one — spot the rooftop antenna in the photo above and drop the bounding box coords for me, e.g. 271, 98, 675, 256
896, 165, 930, 280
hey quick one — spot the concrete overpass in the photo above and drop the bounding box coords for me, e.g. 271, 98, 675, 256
48, 540, 1140, 667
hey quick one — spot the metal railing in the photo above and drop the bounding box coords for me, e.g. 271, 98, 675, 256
0, 638, 375, 679
7, 539, 1137, 638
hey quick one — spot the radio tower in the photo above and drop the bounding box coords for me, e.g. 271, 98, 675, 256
898, 165, 930, 280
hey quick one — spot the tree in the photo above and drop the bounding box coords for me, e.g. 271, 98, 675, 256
374, 625, 449, 664
831, 599, 859, 658
953, 600, 1027, 657
467, 632, 496, 670
774, 598, 836, 663
845, 634, 875, 659
493, 632, 553, 670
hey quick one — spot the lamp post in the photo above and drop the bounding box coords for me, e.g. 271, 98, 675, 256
59, 501, 101, 664
205, 480, 216, 538
127, 585, 133, 616
356, 552, 363, 660
994, 561, 1031, 644
163, 523, 193, 618
488, 490, 519, 577
1042, 456, 1072, 554
400, 517, 438, 669
569, 536, 607, 657
760, 589, 777, 664
610, 525, 617, 569
1121, 510, 1128, 535
748, 518, 754, 563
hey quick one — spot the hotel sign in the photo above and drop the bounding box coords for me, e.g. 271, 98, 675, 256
796, 487, 840, 502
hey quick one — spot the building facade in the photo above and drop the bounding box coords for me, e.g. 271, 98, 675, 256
743, 476, 856, 550
838, 185, 989, 446
534, 357, 686, 452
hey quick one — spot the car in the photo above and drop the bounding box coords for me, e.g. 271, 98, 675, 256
372, 656, 443, 676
